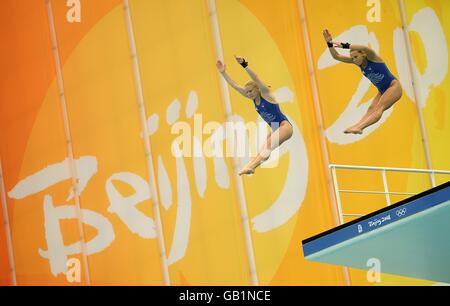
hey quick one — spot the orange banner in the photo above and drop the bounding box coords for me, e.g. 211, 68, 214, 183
1, 0, 447, 286
216, 0, 344, 285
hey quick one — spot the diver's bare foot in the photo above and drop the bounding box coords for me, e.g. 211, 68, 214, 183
344, 126, 363, 134
239, 167, 255, 176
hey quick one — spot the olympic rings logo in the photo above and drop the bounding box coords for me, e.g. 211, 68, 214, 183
396, 208, 407, 217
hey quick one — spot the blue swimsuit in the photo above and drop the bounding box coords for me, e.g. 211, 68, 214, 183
359, 59, 397, 94
253, 96, 290, 131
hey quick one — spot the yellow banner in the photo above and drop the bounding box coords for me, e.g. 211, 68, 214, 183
216, 0, 344, 285
402, 0, 450, 181
1, 0, 447, 286
303, 0, 442, 285
128, 0, 251, 285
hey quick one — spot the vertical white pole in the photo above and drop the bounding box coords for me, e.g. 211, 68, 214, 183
297, 0, 341, 226
298, 0, 351, 286
381, 169, 391, 206
431, 170, 436, 188
398, 0, 435, 188
46, 0, 91, 286
123, 0, 171, 286
0, 159, 17, 286
330, 165, 351, 285
330, 167, 344, 225
207, 0, 259, 286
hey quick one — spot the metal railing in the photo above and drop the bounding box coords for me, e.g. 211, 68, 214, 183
330, 164, 450, 225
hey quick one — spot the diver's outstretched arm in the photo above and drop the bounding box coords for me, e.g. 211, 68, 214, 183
234, 55, 271, 95
323, 29, 353, 64
216, 60, 247, 98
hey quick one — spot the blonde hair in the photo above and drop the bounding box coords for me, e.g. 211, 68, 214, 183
350, 49, 366, 55
245, 80, 271, 89
245, 80, 257, 88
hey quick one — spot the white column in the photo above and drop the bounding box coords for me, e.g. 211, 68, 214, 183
0, 159, 17, 285
46, 0, 91, 286
123, 0, 171, 286
207, 0, 259, 286
398, 0, 436, 188
298, 0, 351, 286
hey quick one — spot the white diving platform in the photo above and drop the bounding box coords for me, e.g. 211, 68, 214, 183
302, 181, 450, 283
